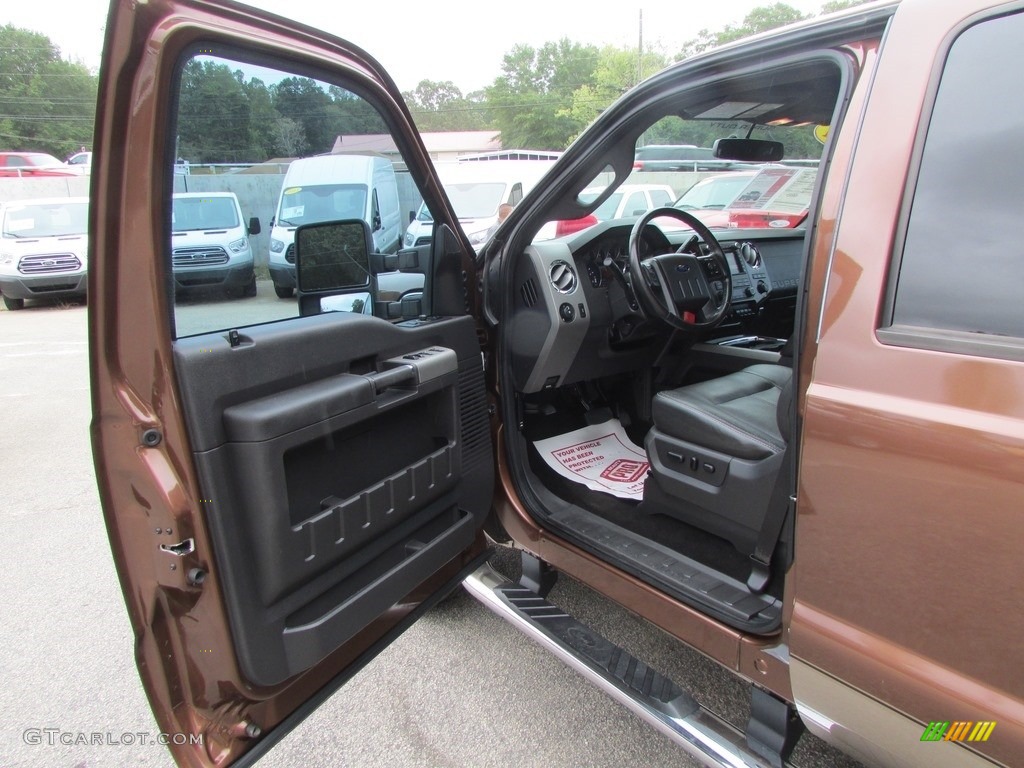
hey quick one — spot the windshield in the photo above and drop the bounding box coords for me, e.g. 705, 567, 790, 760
172, 196, 240, 231
445, 182, 506, 219
675, 175, 754, 210
25, 153, 63, 167
2, 201, 88, 238
277, 184, 368, 226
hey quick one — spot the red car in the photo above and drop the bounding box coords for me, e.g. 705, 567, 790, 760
0, 151, 82, 177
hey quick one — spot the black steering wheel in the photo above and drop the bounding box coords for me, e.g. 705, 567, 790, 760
627, 207, 731, 330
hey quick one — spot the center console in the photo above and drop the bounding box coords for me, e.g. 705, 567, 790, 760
726, 242, 772, 319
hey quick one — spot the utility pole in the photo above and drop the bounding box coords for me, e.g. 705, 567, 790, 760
637, 10, 644, 148
637, 9, 644, 86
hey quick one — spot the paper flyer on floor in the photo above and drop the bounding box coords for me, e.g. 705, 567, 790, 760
533, 419, 649, 501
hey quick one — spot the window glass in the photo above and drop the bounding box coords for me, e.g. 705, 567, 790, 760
170, 52, 424, 337
443, 182, 506, 218
891, 12, 1024, 339
173, 195, 240, 230
649, 189, 672, 207
542, 60, 838, 242
623, 191, 646, 216
3, 201, 88, 237
675, 174, 751, 210
591, 191, 622, 220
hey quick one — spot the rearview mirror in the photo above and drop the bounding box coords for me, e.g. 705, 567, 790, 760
295, 219, 372, 293
713, 138, 784, 162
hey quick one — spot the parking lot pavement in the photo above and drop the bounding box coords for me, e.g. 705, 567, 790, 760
0, 299, 696, 768
0, 298, 857, 768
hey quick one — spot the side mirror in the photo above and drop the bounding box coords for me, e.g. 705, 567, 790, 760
269, 216, 276, 227
248, 217, 261, 236
408, 210, 415, 224
372, 214, 382, 232
295, 219, 374, 318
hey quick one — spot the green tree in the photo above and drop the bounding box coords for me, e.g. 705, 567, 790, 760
327, 85, 387, 137
0, 25, 97, 157
820, 0, 873, 12
485, 39, 600, 149
177, 60, 252, 162
274, 117, 308, 157
677, 3, 810, 59
273, 77, 333, 154
564, 47, 668, 138
243, 77, 281, 160
402, 79, 490, 131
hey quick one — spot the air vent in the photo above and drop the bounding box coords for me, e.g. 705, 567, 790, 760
520, 278, 539, 307
549, 261, 577, 294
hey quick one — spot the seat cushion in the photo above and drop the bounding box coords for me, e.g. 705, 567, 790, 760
652, 364, 790, 460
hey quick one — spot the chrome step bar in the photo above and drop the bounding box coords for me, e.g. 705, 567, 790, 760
463, 563, 773, 768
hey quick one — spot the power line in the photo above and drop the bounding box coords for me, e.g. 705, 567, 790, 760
0, 115, 94, 122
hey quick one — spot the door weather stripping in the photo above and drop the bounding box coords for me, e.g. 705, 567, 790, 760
463, 563, 772, 768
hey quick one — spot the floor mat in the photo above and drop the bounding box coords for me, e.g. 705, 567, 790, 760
532, 419, 649, 501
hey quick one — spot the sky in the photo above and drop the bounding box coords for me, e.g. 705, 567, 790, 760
6, 0, 829, 92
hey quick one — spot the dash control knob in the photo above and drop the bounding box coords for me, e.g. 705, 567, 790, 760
559, 302, 575, 322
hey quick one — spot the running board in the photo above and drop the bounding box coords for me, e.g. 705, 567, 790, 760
463, 563, 773, 768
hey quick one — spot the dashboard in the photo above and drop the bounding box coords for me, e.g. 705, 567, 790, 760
508, 220, 805, 393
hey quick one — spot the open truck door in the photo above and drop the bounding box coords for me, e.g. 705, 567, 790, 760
89, 1, 493, 764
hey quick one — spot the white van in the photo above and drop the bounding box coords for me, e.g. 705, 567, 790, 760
268, 154, 401, 298
403, 159, 554, 249
0, 196, 89, 310
171, 192, 259, 298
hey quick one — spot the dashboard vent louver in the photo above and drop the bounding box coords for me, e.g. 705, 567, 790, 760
520, 278, 539, 307
549, 261, 577, 294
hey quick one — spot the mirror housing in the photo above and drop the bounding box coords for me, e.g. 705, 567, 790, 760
713, 138, 784, 162
295, 219, 375, 316
248, 216, 261, 236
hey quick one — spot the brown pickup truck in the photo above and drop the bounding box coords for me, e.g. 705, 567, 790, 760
90, 0, 1023, 766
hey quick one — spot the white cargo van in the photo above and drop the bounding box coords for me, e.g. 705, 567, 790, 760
171, 192, 259, 298
403, 159, 554, 250
268, 154, 401, 298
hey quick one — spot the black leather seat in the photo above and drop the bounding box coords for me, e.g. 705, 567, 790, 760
644, 364, 791, 554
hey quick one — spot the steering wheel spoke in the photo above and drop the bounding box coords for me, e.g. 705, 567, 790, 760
628, 207, 731, 330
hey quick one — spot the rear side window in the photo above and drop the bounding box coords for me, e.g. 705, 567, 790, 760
888, 11, 1024, 345
650, 189, 672, 207
623, 191, 646, 215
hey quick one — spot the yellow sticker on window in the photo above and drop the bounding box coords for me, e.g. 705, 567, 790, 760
284, 187, 302, 195
813, 125, 830, 145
